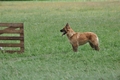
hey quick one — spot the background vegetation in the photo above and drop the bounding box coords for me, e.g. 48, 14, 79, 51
0, 0, 116, 1
0, 1, 120, 80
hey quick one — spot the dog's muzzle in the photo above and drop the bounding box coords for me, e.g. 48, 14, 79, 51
60, 29, 67, 36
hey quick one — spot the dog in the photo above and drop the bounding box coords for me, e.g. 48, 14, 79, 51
60, 23, 99, 52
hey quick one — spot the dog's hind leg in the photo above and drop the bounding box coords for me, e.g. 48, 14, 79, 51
94, 38, 100, 51
89, 42, 95, 49
94, 44, 99, 51
89, 42, 99, 51
89, 36, 100, 51
72, 44, 78, 52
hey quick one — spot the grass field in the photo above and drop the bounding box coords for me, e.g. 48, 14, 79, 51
0, 1, 120, 80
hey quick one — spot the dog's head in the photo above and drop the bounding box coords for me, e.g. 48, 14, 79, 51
60, 23, 70, 36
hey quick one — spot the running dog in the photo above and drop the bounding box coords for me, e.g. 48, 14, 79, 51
60, 23, 99, 52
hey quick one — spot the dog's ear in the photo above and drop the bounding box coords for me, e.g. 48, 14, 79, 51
66, 23, 69, 26
66, 23, 70, 29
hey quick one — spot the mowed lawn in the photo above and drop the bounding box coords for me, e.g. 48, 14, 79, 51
0, 1, 120, 80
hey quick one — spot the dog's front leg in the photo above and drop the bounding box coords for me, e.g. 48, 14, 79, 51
72, 44, 78, 52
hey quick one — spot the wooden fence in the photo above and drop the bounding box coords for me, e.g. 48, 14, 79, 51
0, 23, 24, 53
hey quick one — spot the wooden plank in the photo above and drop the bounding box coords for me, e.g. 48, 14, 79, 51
0, 26, 23, 28
0, 23, 23, 27
20, 24, 24, 52
0, 43, 23, 47
4, 50, 24, 53
0, 36, 23, 40
0, 26, 17, 34
20, 41, 24, 52
0, 29, 23, 34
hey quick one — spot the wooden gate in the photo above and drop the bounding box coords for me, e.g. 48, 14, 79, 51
0, 23, 24, 53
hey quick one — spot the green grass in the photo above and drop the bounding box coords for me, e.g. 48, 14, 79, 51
0, 1, 120, 80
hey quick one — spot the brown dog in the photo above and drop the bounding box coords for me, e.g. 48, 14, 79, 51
60, 23, 99, 52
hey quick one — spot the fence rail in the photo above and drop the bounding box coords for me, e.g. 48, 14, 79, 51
0, 23, 24, 53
